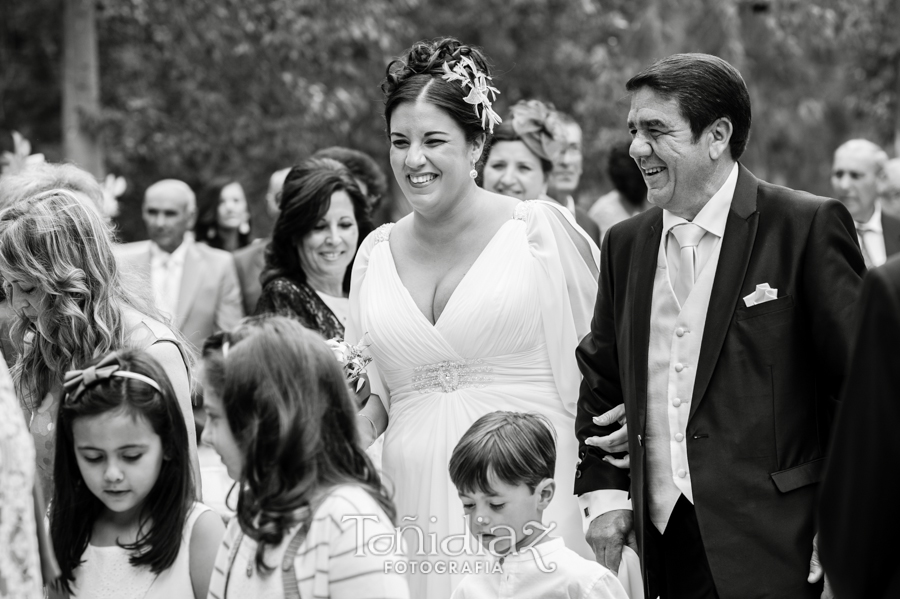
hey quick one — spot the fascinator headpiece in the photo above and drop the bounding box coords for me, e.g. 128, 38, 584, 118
508, 100, 567, 164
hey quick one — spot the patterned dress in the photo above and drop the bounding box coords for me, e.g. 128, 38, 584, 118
0, 354, 43, 599
255, 276, 345, 340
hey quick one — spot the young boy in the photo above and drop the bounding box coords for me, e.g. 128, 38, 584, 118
449, 411, 628, 599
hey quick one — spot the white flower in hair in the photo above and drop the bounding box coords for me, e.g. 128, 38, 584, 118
100, 173, 127, 219
1, 131, 45, 176
441, 55, 502, 133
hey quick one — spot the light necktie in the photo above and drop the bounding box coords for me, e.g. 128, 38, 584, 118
671, 222, 707, 306
855, 223, 874, 269
156, 253, 175, 318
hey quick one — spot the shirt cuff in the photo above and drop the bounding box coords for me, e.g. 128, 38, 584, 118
578, 490, 632, 533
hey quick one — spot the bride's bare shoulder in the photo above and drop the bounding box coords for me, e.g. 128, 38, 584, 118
477, 189, 521, 217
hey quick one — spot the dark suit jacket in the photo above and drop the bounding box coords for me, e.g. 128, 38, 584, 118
882, 211, 900, 258
819, 255, 900, 599
233, 238, 268, 315
575, 165, 865, 599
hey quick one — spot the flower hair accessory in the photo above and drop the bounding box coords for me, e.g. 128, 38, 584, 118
0, 131, 45, 176
441, 54, 502, 133
64, 353, 162, 404
100, 173, 127, 220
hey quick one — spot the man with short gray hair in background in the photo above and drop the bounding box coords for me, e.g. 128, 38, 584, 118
547, 112, 602, 245
831, 139, 900, 267
882, 157, 900, 217
117, 179, 243, 350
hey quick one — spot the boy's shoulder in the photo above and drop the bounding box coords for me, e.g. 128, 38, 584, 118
452, 539, 625, 599
547, 544, 626, 596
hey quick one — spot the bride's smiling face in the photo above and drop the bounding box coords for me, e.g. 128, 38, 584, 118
389, 98, 484, 214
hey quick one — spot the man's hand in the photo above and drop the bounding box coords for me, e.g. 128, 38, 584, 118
585, 404, 630, 469
807, 533, 834, 599
586, 509, 637, 575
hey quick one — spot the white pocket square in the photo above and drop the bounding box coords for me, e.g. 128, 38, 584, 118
743, 283, 778, 307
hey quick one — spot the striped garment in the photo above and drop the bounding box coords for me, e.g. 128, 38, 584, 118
207, 484, 409, 599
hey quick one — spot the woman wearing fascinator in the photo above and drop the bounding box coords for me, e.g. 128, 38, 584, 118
347, 37, 603, 598
482, 99, 567, 202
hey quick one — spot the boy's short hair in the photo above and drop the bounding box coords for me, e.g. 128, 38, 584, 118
449, 411, 556, 494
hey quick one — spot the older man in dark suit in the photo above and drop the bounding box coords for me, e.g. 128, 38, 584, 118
575, 54, 864, 598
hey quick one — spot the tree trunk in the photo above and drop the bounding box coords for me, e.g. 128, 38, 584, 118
895, 52, 900, 157
62, 0, 103, 177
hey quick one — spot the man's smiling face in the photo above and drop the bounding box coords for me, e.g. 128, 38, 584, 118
627, 87, 717, 217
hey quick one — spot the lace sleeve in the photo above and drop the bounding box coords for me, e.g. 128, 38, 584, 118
0, 356, 43, 598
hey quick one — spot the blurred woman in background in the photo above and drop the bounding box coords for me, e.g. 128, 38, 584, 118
481, 99, 566, 202
196, 178, 252, 253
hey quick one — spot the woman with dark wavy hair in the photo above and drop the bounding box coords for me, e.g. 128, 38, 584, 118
348, 37, 602, 597
255, 158, 371, 339
200, 316, 408, 598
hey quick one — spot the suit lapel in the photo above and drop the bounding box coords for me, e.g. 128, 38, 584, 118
176, 243, 202, 328
632, 209, 663, 431
689, 164, 759, 420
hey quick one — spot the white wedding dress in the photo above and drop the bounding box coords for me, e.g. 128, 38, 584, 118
348, 200, 601, 599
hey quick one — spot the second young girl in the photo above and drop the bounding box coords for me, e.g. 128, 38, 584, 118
199, 316, 409, 598
50, 349, 224, 599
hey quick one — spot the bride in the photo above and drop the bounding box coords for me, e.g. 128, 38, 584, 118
349, 37, 601, 599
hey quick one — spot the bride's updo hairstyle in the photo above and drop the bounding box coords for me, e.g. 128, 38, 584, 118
382, 37, 495, 148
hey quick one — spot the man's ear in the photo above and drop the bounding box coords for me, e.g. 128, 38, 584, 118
707, 117, 734, 161
535, 478, 556, 510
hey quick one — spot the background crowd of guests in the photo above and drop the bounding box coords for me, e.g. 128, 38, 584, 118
0, 34, 899, 599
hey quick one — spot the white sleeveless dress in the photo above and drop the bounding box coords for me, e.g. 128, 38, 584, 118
71, 502, 212, 599
347, 200, 601, 599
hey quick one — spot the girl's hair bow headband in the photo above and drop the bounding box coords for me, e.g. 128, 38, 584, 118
64, 352, 162, 404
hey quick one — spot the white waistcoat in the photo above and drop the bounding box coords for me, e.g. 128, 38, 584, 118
645, 234, 722, 533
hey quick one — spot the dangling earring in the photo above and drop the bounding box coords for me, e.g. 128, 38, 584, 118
469, 168, 478, 179
238, 221, 250, 235
207, 228, 216, 240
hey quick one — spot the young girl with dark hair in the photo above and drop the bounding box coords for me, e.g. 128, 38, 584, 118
200, 316, 408, 598
50, 349, 223, 599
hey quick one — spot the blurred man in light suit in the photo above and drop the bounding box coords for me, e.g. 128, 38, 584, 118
117, 179, 243, 350
831, 139, 900, 267
882, 157, 900, 216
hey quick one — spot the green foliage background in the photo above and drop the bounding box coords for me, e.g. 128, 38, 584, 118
2, 0, 898, 240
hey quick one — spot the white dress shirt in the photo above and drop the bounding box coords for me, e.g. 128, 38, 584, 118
856, 202, 887, 268
316, 290, 349, 328
579, 163, 739, 528
450, 538, 629, 599
149, 233, 192, 321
